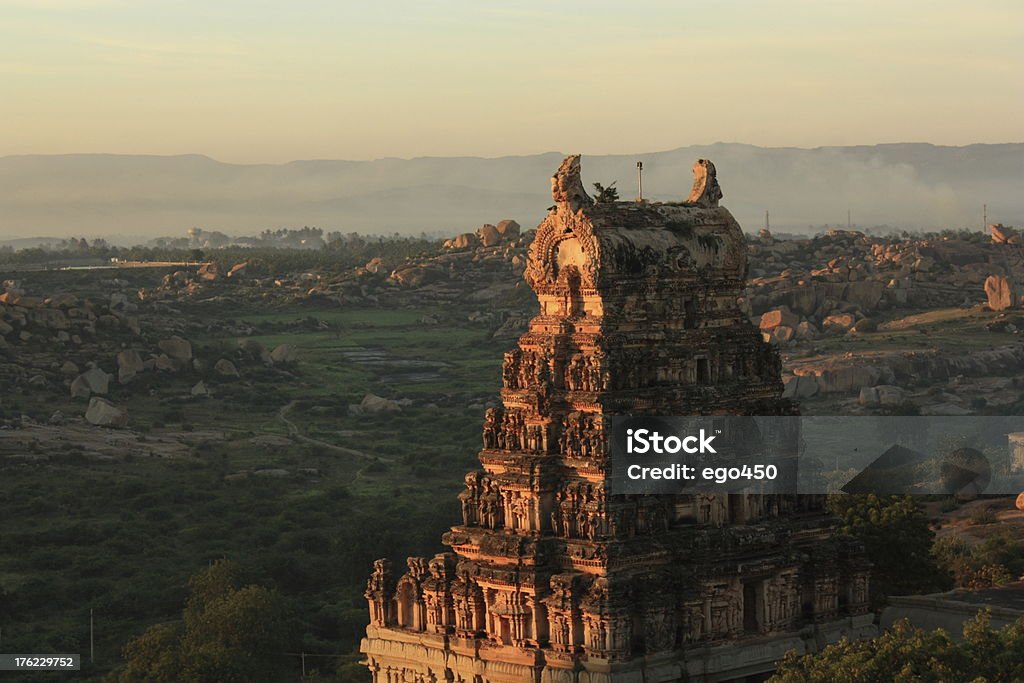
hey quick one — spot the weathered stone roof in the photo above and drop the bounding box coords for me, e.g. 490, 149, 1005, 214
527, 155, 746, 291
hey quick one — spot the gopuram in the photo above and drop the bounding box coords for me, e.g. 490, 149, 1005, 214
361, 156, 874, 682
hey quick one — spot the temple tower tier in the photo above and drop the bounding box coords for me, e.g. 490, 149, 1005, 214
361, 156, 873, 683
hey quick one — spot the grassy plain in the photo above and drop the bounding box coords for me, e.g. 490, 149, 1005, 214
0, 305, 503, 680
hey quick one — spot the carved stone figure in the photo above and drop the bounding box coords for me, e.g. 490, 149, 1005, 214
482, 408, 501, 449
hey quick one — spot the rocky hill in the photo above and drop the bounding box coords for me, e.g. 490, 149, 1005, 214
6, 220, 1024, 426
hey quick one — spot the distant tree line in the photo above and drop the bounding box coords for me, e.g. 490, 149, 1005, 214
0, 229, 444, 273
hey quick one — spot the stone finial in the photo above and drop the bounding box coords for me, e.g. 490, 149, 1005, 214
551, 155, 593, 212
687, 159, 723, 207
367, 558, 393, 593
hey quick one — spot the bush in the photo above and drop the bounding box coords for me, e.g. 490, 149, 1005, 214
969, 506, 999, 526
592, 181, 619, 203
933, 530, 1023, 590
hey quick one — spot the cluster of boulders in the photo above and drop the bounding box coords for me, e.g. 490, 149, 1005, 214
0, 282, 140, 353
757, 305, 876, 345
139, 260, 249, 300
748, 229, 1023, 346
782, 342, 1024, 413
69, 337, 296, 428
990, 224, 1020, 245
1, 274, 306, 430
442, 219, 521, 250
61, 335, 197, 405
350, 393, 411, 416
129, 221, 533, 315
389, 220, 529, 297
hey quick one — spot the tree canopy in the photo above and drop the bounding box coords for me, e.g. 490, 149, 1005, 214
827, 494, 951, 604
771, 614, 1024, 682
592, 181, 619, 203
115, 560, 295, 683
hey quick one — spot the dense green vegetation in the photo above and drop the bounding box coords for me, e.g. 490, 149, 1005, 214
115, 560, 293, 683
934, 529, 1024, 591
0, 230, 442, 273
770, 614, 1024, 682
0, 306, 500, 681
827, 494, 952, 605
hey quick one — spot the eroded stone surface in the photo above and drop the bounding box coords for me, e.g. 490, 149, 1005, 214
686, 158, 723, 207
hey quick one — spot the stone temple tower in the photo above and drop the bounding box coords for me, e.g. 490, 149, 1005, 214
361, 156, 873, 682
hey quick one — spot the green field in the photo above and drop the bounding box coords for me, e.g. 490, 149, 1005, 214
0, 306, 506, 681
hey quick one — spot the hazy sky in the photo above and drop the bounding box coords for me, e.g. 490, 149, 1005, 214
2, 0, 1021, 163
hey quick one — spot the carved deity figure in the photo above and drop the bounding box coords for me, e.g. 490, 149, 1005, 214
482, 408, 501, 449
502, 351, 520, 389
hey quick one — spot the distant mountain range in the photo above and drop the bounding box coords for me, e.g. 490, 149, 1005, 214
1, 143, 1020, 243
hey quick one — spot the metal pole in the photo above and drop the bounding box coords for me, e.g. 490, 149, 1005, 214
636, 161, 643, 202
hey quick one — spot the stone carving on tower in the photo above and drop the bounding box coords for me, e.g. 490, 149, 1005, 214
687, 158, 723, 207
361, 156, 874, 683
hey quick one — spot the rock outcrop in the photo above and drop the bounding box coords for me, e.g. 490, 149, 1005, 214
70, 367, 110, 398
495, 219, 520, 238
359, 393, 402, 414
85, 397, 128, 428
985, 275, 1016, 311
270, 344, 298, 365
157, 336, 192, 361
991, 224, 1019, 244
214, 358, 240, 377
117, 349, 145, 384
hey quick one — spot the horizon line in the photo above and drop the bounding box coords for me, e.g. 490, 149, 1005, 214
3, 140, 1023, 167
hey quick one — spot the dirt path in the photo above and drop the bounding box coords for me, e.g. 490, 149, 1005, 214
276, 401, 389, 465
